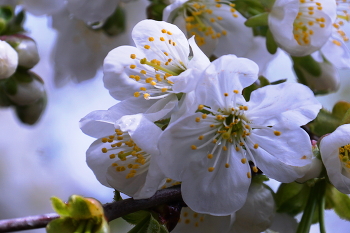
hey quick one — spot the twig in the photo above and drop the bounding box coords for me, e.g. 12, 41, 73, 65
0, 186, 182, 232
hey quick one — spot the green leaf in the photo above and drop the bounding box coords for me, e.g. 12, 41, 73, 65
331, 187, 350, 221
68, 195, 92, 219
0, 6, 14, 21
102, 4, 126, 36
260, 0, 276, 9
127, 214, 169, 233
51, 197, 70, 217
342, 109, 350, 124
308, 109, 341, 136
123, 210, 151, 225
46, 218, 77, 233
245, 12, 269, 27
266, 29, 277, 54
275, 182, 310, 216
258, 76, 270, 86
292, 55, 321, 77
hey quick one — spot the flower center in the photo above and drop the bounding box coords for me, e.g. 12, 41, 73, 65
293, 0, 327, 45
338, 144, 350, 172
181, 0, 238, 46
129, 28, 187, 100
191, 90, 282, 178
101, 129, 150, 179
332, 0, 349, 46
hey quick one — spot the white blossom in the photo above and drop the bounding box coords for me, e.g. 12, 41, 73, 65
0, 41, 18, 79
157, 55, 321, 215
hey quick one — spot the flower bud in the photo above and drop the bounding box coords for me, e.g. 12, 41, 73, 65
0, 34, 39, 69
5, 70, 45, 106
0, 40, 18, 79
15, 91, 46, 125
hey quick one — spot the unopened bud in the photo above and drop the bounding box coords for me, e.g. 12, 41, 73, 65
0, 34, 39, 69
0, 40, 18, 79
5, 70, 45, 106
15, 94, 46, 125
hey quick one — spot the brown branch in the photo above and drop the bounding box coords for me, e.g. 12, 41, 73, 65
0, 186, 182, 232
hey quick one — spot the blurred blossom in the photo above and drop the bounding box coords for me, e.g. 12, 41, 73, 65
66, 0, 120, 23
269, 0, 337, 56
0, 34, 40, 69
50, 0, 148, 86
0, 40, 18, 79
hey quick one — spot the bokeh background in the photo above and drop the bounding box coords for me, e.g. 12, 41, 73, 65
0, 2, 350, 233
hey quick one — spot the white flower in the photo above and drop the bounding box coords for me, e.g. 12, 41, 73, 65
172, 207, 234, 233
81, 111, 167, 199
163, 0, 254, 57
229, 182, 275, 233
21, 0, 64, 16
269, 0, 337, 56
320, 0, 350, 69
320, 124, 350, 194
103, 19, 209, 116
66, 0, 119, 23
0, 41, 18, 79
267, 213, 298, 233
157, 55, 321, 215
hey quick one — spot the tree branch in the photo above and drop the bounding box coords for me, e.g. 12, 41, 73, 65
0, 186, 182, 232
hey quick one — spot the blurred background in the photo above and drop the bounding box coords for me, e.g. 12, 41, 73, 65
0, 1, 349, 233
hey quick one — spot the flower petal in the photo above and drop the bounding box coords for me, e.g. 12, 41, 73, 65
246, 83, 321, 128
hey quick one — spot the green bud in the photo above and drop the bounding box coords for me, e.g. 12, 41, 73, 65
15, 93, 47, 125
245, 12, 269, 27
102, 4, 126, 37
266, 29, 277, 54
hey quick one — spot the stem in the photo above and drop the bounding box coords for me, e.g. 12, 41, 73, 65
296, 183, 318, 233
0, 185, 182, 232
318, 180, 326, 233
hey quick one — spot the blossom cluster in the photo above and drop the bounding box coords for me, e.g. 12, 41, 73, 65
67, 0, 350, 232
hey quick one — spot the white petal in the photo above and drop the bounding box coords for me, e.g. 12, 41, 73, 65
320, 124, 350, 194
181, 145, 250, 215
249, 126, 313, 182
0, 41, 18, 79
103, 46, 147, 100
321, 34, 350, 69
132, 20, 190, 64
172, 207, 234, 233
196, 55, 258, 109
246, 83, 321, 128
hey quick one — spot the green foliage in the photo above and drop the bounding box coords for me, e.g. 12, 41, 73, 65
244, 12, 269, 27
128, 214, 169, 233
275, 182, 310, 216
292, 55, 322, 79
328, 186, 350, 221
102, 4, 126, 36
266, 29, 277, 54
147, 0, 168, 21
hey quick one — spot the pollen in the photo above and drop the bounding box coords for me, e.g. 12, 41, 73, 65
241, 158, 247, 164
207, 154, 213, 159
102, 148, 108, 153
208, 167, 215, 172
130, 64, 136, 69
191, 145, 197, 150
130, 54, 136, 59
274, 131, 281, 136
144, 45, 151, 49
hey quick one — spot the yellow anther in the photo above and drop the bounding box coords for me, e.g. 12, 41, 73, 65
247, 172, 251, 178
130, 54, 136, 59
208, 167, 215, 172
195, 117, 201, 122
243, 106, 248, 110
225, 163, 230, 168
144, 45, 151, 49
109, 154, 116, 159
233, 90, 239, 94
252, 166, 259, 173
241, 158, 247, 164
216, 3, 221, 7
236, 146, 240, 151
101, 138, 108, 143
134, 75, 140, 81
143, 93, 150, 99
198, 105, 204, 110
198, 135, 204, 140
150, 81, 157, 86
130, 64, 136, 69
202, 114, 207, 119
140, 87, 147, 91
254, 144, 259, 149
274, 131, 281, 136
223, 146, 228, 151
239, 142, 244, 146
301, 155, 307, 159
210, 124, 215, 128
191, 145, 197, 150
164, 52, 169, 56
112, 163, 118, 167
102, 148, 108, 153
167, 31, 172, 35
212, 139, 218, 143
161, 29, 167, 33
217, 16, 223, 20
224, 92, 229, 97
161, 88, 167, 92
149, 37, 154, 42
140, 70, 147, 75
207, 154, 213, 159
